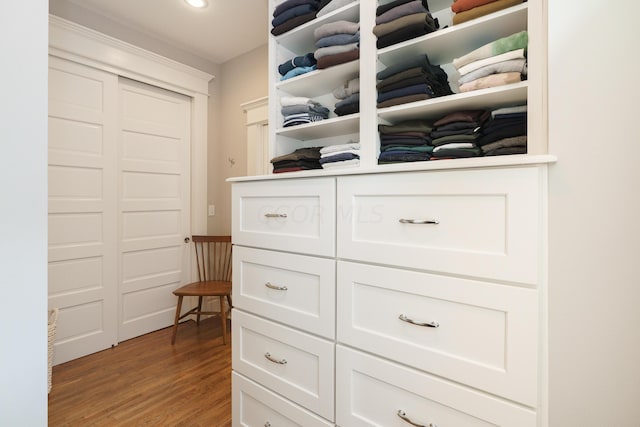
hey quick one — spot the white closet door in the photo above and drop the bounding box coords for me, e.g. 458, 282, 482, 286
48, 57, 119, 364
117, 78, 191, 341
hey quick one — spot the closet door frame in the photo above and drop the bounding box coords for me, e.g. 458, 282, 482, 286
48, 15, 212, 278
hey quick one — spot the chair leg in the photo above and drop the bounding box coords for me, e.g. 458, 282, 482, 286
171, 296, 183, 345
196, 296, 203, 325
219, 296, 227, 345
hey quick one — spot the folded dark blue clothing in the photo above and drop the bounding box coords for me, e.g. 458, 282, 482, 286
272, 4, 318, 27
377, 83, 433, 103
378, 151, 431, 163
380, 136, 432, 146
431, 147, 482, 158
377, 54, 452, 97
271, 12, 317, 36
380, 145, 434, 153
376, 0, 430, 15
278, 53, 317, 76
481, 117, 527, 135
273, 0, 320, 17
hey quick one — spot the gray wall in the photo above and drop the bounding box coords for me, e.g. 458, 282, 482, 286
208, 45, 269, 235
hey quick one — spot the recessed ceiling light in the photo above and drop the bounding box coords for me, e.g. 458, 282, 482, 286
185, 0, 208, 8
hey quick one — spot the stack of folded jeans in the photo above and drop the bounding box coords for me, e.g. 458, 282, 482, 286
478, 105, 527, 155
430, 110, 489, 159
451, 0, 524, 25
332, 77, 359, 116
280, 96, 330, 127
278, 53, 317, 81
271, 146, 323, 173
319, 141, 360, 169
271, 0, 321, 36
453, 31, 528, 93
373, 0, 439, 49
314, 20, 360, 69
378, 119, 434, 164
377, 54, 453, 108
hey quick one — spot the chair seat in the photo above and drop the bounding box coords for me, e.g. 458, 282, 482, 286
173, 280, 232, 297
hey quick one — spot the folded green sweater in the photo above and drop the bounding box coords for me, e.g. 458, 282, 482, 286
453, 30, 528, 70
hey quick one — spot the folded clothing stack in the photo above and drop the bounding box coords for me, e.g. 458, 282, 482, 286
430, 110, 490, 159
378, 119, 434, 164
319, 142, 361, 169
377, 54, 453, 108
317, 0, 355, 18
314, 20, 360, 69
278, 53, 317, 81
280, 96, 330, 127
271, 146, 323, 173
271, 0, 321, 36
478, 105, 527, 155
451, 0, 525, 26
453, 31, 528, 93
373, 0, 439, 49
332, 77, 360, 116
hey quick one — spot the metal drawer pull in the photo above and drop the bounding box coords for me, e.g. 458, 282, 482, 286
265, 282, 288, 291
399, 314, 439, 328
264, 213, 287, 218
399, 218, 439, 225
264, 352, 287, 365
264, 423, 272, 427
397, 410, 437, 427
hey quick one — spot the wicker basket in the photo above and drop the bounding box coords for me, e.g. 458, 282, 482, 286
48, 308, 59, 394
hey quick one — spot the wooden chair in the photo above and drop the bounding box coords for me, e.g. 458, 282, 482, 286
171, 235, 232, 345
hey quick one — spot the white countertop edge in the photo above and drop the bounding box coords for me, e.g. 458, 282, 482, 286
227, 154, 558, 182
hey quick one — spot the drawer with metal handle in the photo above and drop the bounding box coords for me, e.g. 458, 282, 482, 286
232, 177, 335, 257
232, 310, 335, 421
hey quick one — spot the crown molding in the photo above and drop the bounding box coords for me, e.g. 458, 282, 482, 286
49, 15, 214, 95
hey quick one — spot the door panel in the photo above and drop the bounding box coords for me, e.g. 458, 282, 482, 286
117, 78, 191, 341
48, 58, 193, 362
48, 57, 118, 364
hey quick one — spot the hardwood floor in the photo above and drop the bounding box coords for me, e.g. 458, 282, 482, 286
48, 318, 232, 426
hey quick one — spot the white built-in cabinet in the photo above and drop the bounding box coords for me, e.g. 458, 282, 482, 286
231, 0, 554, 426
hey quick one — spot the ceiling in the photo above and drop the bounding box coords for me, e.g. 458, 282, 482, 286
57, 0, 269, 65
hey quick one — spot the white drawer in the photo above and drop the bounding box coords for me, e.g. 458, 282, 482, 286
337, 261, 538, 406
336, 166, 543, 284
232, 177, 336, 257
233, 246, 336, 339
232, 372, 333, 427
232, 310, 335, 421
336, 346, 536, 427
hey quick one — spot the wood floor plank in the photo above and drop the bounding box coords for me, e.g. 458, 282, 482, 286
48, 318, 232, 426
